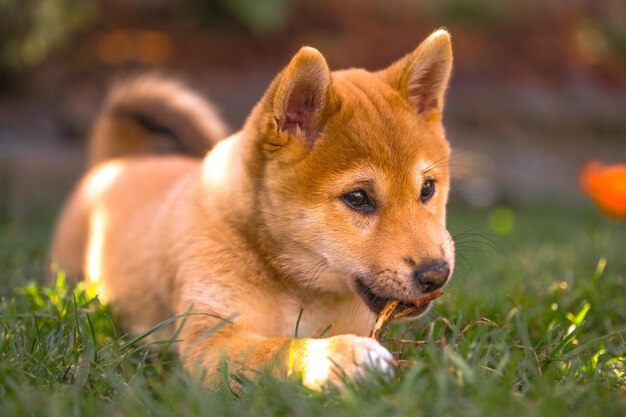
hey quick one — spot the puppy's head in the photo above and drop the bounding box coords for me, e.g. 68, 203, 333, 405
253, 30, 455, 318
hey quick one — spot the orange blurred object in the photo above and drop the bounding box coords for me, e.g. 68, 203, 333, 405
97, 30, 173, 65
580, 161, 626, 219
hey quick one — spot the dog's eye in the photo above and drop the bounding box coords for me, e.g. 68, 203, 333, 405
420, 179, 436, 202
342, 189, 375, 213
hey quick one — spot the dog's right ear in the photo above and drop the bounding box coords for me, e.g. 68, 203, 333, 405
270, 47, 332, 149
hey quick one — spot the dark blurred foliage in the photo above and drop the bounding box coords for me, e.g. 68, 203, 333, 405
0, 0, 97, 75
1, 0, 625, 89
184, 0, 292, 34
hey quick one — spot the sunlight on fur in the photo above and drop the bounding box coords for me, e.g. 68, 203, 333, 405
83, 162, 125, 302
297, 339, 333, 390
202, 135, 237, 189
86, 208, 107, 300
85, 161, 124, 199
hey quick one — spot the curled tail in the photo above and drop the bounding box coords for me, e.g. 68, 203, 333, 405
89, 74, 229, 166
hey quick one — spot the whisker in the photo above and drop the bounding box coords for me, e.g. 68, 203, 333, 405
422, 149, 478, 174
454, 252, 475, 278
454, 232, 505, 253
452, 225, 493, 238
455, 238, 502, 252
303, 259, 328, 297
454, 245, 489, 256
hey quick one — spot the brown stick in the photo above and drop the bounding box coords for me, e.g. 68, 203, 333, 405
391, 289, 444, 320
369, 290, 445, 342
369, 300, 399, 341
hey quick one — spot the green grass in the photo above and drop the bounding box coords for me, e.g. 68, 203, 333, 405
1, 195, 625, 416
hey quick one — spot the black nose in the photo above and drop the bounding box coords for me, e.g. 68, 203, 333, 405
413, 260, 450, 293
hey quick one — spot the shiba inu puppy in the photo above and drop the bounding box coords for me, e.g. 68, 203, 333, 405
52, 29, 455, 390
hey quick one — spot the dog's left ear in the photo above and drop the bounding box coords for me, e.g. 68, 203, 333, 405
379, 29, 452, 122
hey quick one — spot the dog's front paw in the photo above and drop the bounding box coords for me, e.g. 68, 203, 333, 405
296, 335, 396, 390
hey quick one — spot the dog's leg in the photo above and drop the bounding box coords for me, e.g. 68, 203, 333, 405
178, 315, 395, 390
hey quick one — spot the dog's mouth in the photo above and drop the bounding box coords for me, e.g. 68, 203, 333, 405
355, 278, 432, 319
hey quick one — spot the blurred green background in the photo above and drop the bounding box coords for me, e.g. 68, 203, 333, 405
0, 0, 625, 213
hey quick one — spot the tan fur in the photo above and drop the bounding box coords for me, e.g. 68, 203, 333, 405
51, 30, 455, 389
